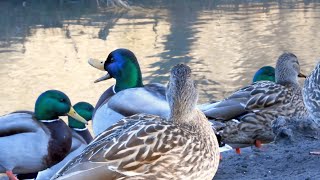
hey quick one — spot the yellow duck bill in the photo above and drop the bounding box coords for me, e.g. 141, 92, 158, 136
67, 107, 88, 124
88, 58, 105, 71
88, 58, 112, 83
94, 73, 111, 83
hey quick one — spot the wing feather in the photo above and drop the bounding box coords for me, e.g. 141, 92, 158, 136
53, 114, 190, 179
107, 86, 169, 118
0, 112, 44, 137
203, 81, 289, 120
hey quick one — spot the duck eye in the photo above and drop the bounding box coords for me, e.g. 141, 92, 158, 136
110, 57, 114, 63
60, 99, 65, 102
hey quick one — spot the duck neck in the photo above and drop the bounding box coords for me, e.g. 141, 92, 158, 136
170, 109, 213, 139
68, 118, 86, 129
169, 109, 198, 126
168, 97, 198, 126
72, 126, 88, 131
35, 103, 59, 120
276, 77, 299, 88
275, 65, 299, 87
114, 61, 143, 92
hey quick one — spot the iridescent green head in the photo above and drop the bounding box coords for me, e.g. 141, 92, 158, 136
252, 66, 276, 83
34, 90, 87, 124
68, 102, 94, 129
88, 48, 143, 92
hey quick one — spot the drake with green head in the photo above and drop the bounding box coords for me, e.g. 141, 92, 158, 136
0, 90, 86, 180
89, 48, 143, 91
35, 102, 94, 180
68, 102, 94, 144
202, 53, 308, 151
88, 48, 169, 136
252, 66, 275, 82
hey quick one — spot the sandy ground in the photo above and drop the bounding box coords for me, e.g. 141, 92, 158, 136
215, 118, 320, 180
215, 139, 320, 179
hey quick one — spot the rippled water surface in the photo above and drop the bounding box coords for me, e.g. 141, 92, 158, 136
0, 0, 319, 115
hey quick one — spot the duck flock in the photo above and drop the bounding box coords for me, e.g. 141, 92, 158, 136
0, 48, 319, 180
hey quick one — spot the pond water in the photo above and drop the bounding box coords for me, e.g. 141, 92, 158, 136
0, 0, 319, 115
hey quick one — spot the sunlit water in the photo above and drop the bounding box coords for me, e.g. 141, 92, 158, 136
1, 0, 319, 118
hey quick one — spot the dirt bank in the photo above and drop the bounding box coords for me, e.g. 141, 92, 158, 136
215, 118, 320, 180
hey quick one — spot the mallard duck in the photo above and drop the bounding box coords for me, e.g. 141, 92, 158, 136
198, 65, 276, 112
88, 48, 169, 136
302, 60, 320, 155
34, 102, 94, 180
52, 64, 220, 180
0, 90, 87, 180
203, 52, 308, 149
252, 66, 275, 82
66, 102, 94, 144
303, 61, 320, 124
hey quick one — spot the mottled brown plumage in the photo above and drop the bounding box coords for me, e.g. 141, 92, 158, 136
203, 53, 308, 148
303, 61, 320, 155
303, 61, 320, 123
53, 64, 220, 180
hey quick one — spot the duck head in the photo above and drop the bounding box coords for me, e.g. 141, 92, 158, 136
68, 102, 94, 129
166, 64, 198, 122
275, 52, 306, 85
252, 66, 275, 83
34, 90, 87, 124
88, 48, 143, 92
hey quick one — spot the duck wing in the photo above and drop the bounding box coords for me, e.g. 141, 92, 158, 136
203, 81, 287, 121
144, 83, 167, 100
53, 114, 192, 179
0, 112, 50, 173
107, 83, 169, 118
93, 83, 169, 136
0, 112, 47, 137
243, 82, 287, 110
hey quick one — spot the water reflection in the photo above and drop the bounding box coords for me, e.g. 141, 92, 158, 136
0, 0, 319, 115
147, 1, 200, 83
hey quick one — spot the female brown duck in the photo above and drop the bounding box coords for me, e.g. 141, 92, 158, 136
203, 52, 307, 151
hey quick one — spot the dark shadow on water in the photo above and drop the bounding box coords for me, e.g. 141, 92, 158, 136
0, 0, 312, 46
144, 1, 212, 83
140, 0, 231, 101
0, 0, 122, 50
1, 0, 318, 49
